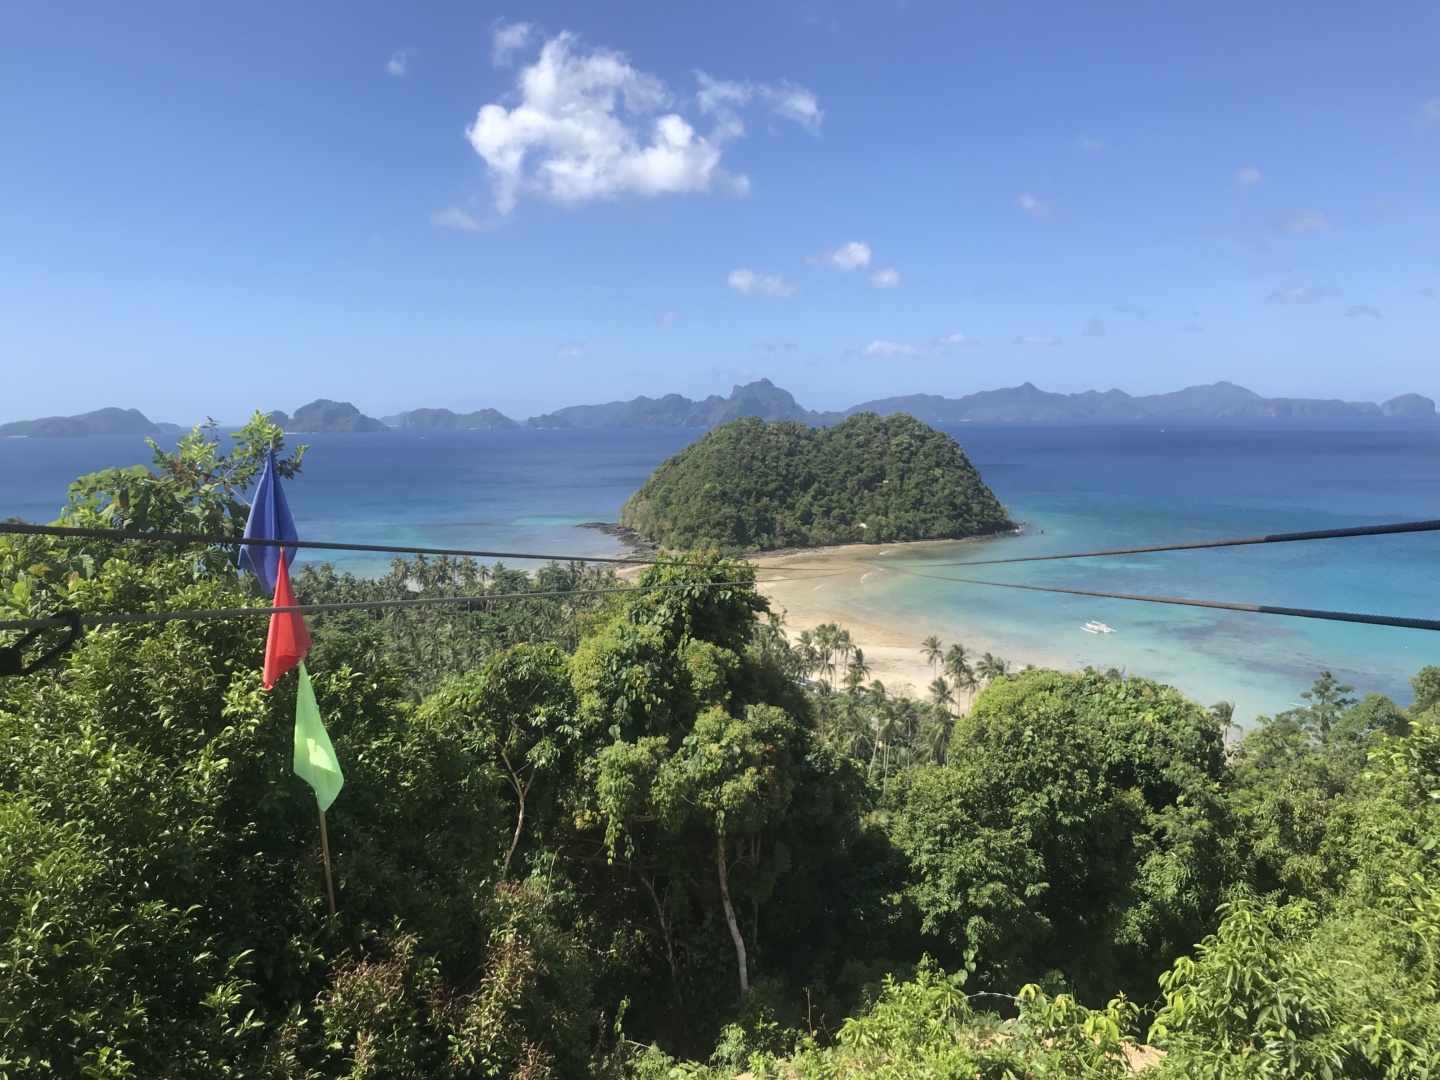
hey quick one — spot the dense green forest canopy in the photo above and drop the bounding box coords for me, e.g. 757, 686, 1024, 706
618, 412, 1013, 551
3, 415, 1440, 1077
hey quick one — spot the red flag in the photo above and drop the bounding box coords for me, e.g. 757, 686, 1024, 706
263, 552, 311, 690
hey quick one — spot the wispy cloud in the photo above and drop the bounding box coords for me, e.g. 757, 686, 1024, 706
728, 268, 797, 297
1236, 167, 1262, 188
864, 339, 920, 358
430, 206, 483, 231
466, 30, 819, 214
1267, 284, 1323, 305
1016, 193, 1050, 221
1074, 135, 1104, 152
1421, 98, 1440, 123
387, 47, 416, 76
1082, 318, 1107, 337
1282, 209, 1331, 234
1015, 334, 1061, 346
491, 20, 534, 65
656, 309, 680, 325
1344, 305, 1382, 319
697, 73, 823, 133
871, 267, 901, 289
751, 339, 797, 352
862, 332, 975, 358
1114, 303, 1148, 320
555, 340, 590, 357
806, 240, 871, 269
1182, 322, 1204, 334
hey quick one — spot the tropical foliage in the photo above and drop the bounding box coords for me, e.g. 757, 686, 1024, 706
2, 425, 1439, 1077
618, 412, 1013, 551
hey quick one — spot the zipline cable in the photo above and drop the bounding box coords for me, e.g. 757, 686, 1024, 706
919, 518, 1440, 568
0, 522, 841, 573
0, 522, 655, 566
874, 564, 1440, 633
0, 577, 819, 633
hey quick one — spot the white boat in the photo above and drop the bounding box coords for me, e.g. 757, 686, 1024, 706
1083, 620, 1116, 634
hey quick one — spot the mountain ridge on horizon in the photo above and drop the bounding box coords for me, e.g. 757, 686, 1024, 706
2, 381, 1434, 436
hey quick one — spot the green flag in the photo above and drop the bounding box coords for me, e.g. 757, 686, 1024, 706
294, 662, 344, 811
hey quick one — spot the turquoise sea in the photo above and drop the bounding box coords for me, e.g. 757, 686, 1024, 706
2, 421, 1437, 722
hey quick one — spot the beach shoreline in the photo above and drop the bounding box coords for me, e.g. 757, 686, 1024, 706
747, 535, 1061, 700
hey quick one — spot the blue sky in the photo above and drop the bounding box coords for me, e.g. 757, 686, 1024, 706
2, 0, 1437, 423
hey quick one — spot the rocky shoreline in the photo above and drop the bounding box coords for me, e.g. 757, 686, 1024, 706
579, 522, 661, 558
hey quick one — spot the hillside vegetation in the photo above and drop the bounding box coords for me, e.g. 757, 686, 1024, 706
619, 411, 1013, 551
4, 415, 1440, 1077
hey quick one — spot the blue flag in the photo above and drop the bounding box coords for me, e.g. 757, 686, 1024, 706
237, 446, 298, 596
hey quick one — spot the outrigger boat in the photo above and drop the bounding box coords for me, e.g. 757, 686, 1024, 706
1083, 620, 1116, 634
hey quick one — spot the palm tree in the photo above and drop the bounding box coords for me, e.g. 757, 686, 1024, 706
1210, 700, 1238, 746
872, 710, 904, 792
844, 648, 871, 695
833, 627, 854, 681
929, 676, 955, 715
923, 715, 955, 764
921, 635, 944, 676
977, 653, 1009, 683
943, 643, 972, 690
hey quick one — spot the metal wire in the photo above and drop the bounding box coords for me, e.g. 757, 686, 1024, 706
0, 579, 769, 633
921, 518, 1440, 568
0, 521, 654, 565
874, 565, 1440, 632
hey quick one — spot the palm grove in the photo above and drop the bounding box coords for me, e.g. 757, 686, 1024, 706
2, 416, 1439, 1078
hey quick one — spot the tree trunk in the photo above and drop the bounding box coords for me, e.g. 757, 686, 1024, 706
716, 836, 749, 996
499, 751, 532, 880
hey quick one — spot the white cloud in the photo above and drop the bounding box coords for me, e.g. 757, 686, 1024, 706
728, 268, 797, 297
1267, 284, 1322, 305
1282, 208, 1331, 233
387, 48, 415, 76
933, 332, 976, 348
1074, 135, 1104, 152
1083, 318, 1107, 337
492, 21, 534, 65
864, 339, 920, 358
467, 32, 819, 214
1016, 193, 1050, 220
871, 267, 901, 289
696, 73, 823, 133
430, 206, 482, 231
1422, 98, 1440, 122
656, 309, 680, 324
1345, 305, 1382, 319
555, 340, 590, 357
1236, 167, 1262, 187
807, 240, 871, 269
1015, 334, 1061, 346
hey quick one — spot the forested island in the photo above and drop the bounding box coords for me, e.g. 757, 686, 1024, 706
2, 415, 1439, 1076
619, 411, 1013, 550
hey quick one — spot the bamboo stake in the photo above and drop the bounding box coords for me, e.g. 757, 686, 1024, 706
318, 806, 337, 917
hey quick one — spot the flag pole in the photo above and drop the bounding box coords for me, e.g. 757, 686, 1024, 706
318, 806, 337, 917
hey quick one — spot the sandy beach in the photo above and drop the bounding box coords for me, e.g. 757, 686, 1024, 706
748, 539, 1031, 699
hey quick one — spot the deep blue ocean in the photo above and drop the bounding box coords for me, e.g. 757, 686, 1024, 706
2, 421, 1436, 721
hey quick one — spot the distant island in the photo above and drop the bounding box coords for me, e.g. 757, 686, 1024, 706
618, 412, 1013, 551
393, 378, 1435, 431
5, 380, 1433, 437
0, 407, 184, 438
266, 399, 387, 434
848, 381, 1435, 422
